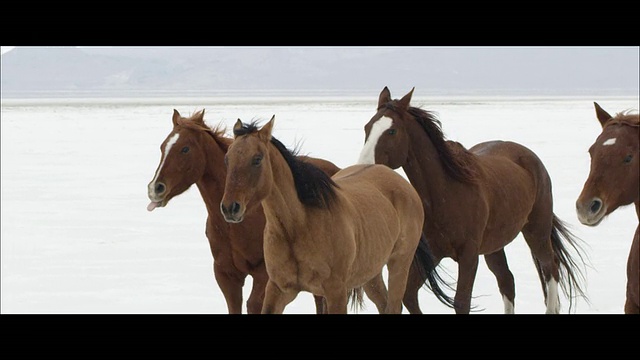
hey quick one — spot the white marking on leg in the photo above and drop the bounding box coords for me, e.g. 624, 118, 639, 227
502, 295, 514, 314
545, 278, 560, 314
148, 133, 180, 195
357, 117, 393, 164
602, 138, 617, 146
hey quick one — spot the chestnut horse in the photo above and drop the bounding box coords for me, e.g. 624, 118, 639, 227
358, 87, 588, 314
576, 102, 639, 314
220, 117, 453, 314
147, 109, 340, 314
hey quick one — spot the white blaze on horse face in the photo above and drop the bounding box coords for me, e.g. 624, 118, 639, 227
358, 117, 393, 164
602, 137, 617, 146
150, 133, 180, 189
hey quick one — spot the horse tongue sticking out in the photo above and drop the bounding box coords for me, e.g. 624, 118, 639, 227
147, 201, 160, 212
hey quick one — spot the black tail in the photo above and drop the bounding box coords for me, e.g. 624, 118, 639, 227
412, 233, 457, 309
533, 215, 590, 313
348, 287, 366, 313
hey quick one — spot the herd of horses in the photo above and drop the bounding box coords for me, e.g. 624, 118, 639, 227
147, 87, 639, 314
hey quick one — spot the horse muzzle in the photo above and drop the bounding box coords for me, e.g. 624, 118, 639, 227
220, 201, 245, 223
576, 196, 607, 226
147, 181, 168, 212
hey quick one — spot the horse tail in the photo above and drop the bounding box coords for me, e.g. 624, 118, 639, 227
539, 215, 590, 312
348, 287, 366, 313
412, 233, 457, 309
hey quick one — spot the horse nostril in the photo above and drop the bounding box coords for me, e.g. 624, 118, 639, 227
231, 202, 241, 215
590, 199, 602, 214
155, 183, 166, 194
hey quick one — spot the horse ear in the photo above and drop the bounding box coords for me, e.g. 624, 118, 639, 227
398, 87, 415, 110
378, 86, 392, 108
233, 119, 243, 137
172, 109, 181, 127
594, 102, 613, 128
193, 109, 205, 124
259, 115, 275, 141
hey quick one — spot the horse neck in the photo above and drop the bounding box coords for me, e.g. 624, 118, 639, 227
194, 135, 228, 217
402, 126, 456, 210
261, 145, 308, 234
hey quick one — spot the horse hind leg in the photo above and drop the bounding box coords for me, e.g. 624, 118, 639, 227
386, 249, 417, 314
402, 263, 425, 314
483, 249, 516, 314
521, 225, 561, 314
363, 272, 388, 313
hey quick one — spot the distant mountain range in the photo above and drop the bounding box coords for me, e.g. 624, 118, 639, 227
1, 46, 638, 98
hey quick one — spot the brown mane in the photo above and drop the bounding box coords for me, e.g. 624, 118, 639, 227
176, 115, 231, 152
607, 110, 640, 128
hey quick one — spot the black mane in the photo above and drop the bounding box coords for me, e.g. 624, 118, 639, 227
234, 120, 338, 209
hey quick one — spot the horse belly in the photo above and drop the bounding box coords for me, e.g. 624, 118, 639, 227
349, 217, 400, 286
480, 205, 531, 254
478, 157, 537, 254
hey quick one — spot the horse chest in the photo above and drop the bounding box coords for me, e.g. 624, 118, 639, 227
206, 219, 264, 272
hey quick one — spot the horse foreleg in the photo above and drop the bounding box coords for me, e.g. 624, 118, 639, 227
484, 250, 516, 314
261, 280, 298, 314
246, 270, 269, 314
454, 254, 479, 314
213, 262, 245, 314
313, 295, 327, 314
321, 281, 349, 314
624, 227, 639, 314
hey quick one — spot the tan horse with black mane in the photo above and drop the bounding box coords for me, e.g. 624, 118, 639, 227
147, 109, 340, 314
358, 87, 589, 314
576, 102, 639, 314
220, 117, 454, 314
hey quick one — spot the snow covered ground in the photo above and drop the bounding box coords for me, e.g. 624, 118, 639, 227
2, 93, 638, 314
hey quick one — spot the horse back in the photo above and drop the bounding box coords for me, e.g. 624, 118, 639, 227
333, 164, 423, 215
470, 140, 551, 192
298, 155, 341, 176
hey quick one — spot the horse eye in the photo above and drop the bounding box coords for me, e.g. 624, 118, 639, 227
181, 146, 190, 154
252, 155, 263, 167
388, 129, 397, 135
623, 154, 633, 163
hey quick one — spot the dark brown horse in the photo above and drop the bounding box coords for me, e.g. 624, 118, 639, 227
147, 109, 340, 313
220, 116, 453, 314
358, 86, 588, 314
576, 102, 639, 314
